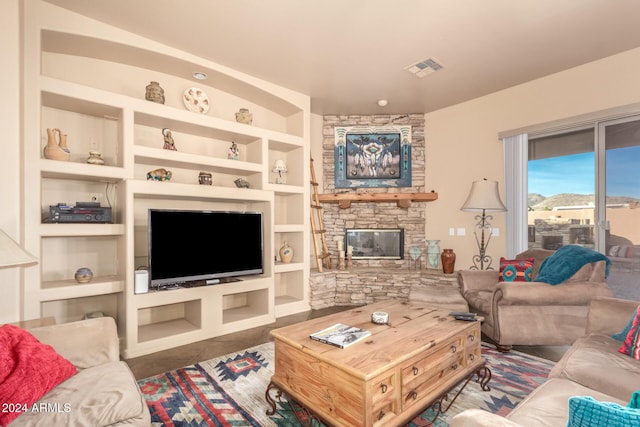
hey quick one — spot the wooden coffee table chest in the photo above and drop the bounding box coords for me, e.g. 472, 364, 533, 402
266, 300, 489, 426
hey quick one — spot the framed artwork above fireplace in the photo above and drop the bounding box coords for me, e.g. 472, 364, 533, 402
334, 125, 412, 188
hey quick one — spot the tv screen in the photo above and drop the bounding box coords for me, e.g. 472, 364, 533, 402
148, 209, 263, 286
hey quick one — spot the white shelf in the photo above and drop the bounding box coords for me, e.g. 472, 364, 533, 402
133, 145, 262, 175
38, 276, 124, 300
39, 223, 124, 236
24, 4, 310, 358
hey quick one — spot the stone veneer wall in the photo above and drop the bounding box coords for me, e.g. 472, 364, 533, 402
321, 114, 427, 268
310, 114, 448, 308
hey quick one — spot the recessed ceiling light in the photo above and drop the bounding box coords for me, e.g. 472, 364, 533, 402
193, 72, 208, 80
377, 99, 388, 107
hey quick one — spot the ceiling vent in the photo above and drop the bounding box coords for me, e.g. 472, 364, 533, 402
404, 57, 444, 78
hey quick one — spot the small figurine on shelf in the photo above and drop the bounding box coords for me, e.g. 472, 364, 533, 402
228, 141, 239, 160
146, 168, 172, 181
234, 177, 250, 188
87, 151, 105, 165
162, 128, 177, 151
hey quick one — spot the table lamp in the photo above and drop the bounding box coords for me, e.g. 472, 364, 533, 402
272, 160, 288, 184
461, 179, 506, 270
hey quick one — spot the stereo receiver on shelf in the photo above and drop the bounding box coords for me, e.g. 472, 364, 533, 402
48, 202, 112, 223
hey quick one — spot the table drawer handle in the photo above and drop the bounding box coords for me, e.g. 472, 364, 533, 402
380, 383, 388, 393
412, 366, 419, 376
468, 334, 475, 342
469, 353, 475, 361
451, 363, 458, 370
378, 410, 385, 420
450, 345, 457, 353
410, 390, 418, 400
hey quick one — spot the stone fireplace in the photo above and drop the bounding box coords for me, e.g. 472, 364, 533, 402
321, 113, 428, 269
309, 114, 462, 309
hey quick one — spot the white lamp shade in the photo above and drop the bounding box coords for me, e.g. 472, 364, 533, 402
0, 229, 37, 269
461, 179, 507, 212
272, 159, 288, 173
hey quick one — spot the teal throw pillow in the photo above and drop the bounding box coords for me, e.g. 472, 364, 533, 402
567, 396, 640, 427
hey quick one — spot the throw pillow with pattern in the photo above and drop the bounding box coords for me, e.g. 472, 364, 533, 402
498, 257, 534, 282
618, 305, 640, 359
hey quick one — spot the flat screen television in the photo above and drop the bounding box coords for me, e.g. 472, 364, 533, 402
148, 209, 263, 287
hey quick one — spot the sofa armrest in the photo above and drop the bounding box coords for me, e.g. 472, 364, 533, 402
457, 270, 499, 293
450, 409, 523, 427
586, 296, 639, 335
492, 281, 612, 306
29, 317, 120, 370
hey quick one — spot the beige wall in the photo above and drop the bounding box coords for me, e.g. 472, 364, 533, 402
423, 47, 640, 270
0, 0, 23, 323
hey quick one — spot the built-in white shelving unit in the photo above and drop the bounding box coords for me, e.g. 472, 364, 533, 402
22, 0, 310, 358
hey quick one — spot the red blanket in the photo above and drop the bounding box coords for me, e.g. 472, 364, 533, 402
0, 324, 77, 426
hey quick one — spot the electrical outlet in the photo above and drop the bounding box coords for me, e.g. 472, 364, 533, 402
492, 227, 499, 236
457, 227, 466, 236
449, 227, 455, 236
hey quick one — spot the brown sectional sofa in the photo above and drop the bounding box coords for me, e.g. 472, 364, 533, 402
450, 296, 640, 427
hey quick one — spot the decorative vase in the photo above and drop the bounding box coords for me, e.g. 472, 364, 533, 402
198, 171, 212, 185
74, 267, 93, 283
87, 151, 105, 165
145, 81, 165, 104
235, 108, 253, 124
43, 128, 70, 161
279, 241, 294, 263
441, 249, 456, 274
426, 239, 441, 269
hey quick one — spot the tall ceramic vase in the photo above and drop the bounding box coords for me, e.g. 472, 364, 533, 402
43, 128, 70, 161
426, 240, 441, 269
279, 241, 294, 264
441, 249, 456, 274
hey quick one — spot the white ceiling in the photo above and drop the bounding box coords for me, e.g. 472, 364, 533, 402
45, 0, 640, 115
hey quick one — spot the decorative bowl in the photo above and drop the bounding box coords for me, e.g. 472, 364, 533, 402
74, 267, 93, 283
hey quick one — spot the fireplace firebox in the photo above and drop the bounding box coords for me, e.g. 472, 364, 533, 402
345, 228, 404, 260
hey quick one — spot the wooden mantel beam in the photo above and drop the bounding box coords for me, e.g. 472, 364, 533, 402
317, 192, 438, 208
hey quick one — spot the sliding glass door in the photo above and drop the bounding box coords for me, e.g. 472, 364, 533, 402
599, 117, 640, 300
527, 128, 595, 251
525, 116, 640, 300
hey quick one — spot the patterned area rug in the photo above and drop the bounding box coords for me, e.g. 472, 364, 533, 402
138, 342, 553, 426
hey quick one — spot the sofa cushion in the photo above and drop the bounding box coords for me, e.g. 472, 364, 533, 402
507, 378, 626, 427
618, 305, 640, 359
0, 325, 77, 426
499, 257, 534, 282
549, 333, 640, 402
10, 361, 150, 427
567, 396, 640, 427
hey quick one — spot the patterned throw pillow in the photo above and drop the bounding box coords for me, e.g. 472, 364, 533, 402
618, 305, 640, 359
567, 396, 640, 427
498, 257, 534, 282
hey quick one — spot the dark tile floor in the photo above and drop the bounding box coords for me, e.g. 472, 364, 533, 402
126, 306, 568, 380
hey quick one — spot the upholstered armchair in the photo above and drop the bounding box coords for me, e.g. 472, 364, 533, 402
457, 247, 613, 351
